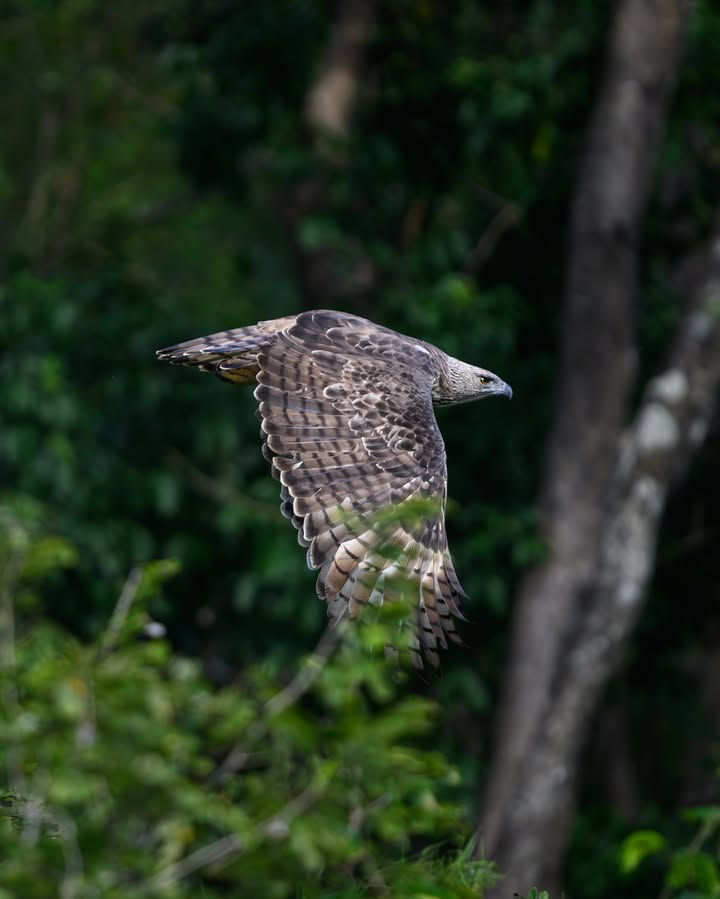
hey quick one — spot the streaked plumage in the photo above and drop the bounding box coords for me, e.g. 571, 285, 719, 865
157, 309, 511, 667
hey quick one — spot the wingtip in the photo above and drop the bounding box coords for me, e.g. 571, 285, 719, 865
156, 343, 189, 362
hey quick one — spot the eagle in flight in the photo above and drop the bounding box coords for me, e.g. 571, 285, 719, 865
157, 310, 511, 667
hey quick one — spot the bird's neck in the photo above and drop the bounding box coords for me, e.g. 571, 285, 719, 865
432, 355, 479, 406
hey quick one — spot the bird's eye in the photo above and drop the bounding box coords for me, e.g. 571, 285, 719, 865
478, 376, 490, 385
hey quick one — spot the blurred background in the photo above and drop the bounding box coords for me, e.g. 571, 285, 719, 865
2, 0, 720, 896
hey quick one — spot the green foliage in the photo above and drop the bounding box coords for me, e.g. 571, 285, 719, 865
620, 830, 668, 875
0, 501, 498, 897
2, 1, 720, 896
0, 0, 554, 705
622, 805, 720, 898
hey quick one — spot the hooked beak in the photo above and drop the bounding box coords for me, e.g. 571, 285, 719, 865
480, 370, 512, 400
495, 378, 513, 400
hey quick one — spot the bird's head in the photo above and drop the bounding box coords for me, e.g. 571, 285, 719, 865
434, 356, 513, 406
470, 366, 513, 400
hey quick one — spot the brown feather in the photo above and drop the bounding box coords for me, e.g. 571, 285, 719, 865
156, 308, 511, 668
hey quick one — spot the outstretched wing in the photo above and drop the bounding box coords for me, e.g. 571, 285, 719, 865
256, 310, 466, 667
156, 316, 298, 382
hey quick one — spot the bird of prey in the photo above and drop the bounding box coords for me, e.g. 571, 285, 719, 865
157, 310, 511, 667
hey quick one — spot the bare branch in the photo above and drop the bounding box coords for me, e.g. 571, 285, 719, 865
210, 621, 345, 784
150, 781, 320, 888
265, 619, 345, 717
464, 202, 519, 274
98, 567, 142, 657
167, 448, 278, 519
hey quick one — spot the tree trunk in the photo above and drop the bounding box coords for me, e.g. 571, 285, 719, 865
304, 0, 375, 142
281, 0, 377, 308
479, 0, 697, 893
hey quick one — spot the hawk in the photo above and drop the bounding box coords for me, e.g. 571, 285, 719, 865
157, 310, 511, 666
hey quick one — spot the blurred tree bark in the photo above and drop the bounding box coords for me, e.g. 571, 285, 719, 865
304, 0, 375, 142
477, 0, 716, 894
283, 0, 377, 307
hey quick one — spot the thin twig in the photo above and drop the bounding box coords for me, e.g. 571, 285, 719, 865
464, 202, 518, 273
266, 620, 345, 717
99, 567, 142, 656
150, 782, 320, 888
657, 819, 717, 899
211, 621, 345, 784
55, 810, 84, 899
168, 448, 278, 519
